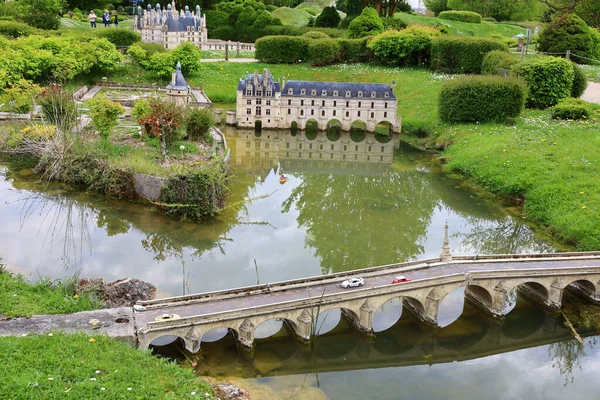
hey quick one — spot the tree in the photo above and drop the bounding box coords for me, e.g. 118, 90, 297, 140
424, 0, 448, 15
18, 0, 62, 30
536, 0, 585, 14
576, 0, 600, 27
348, 7, 384, 38
138, 100, 184, 162
538, 14, 600, 62
315, 6, 341, 27
87, 98, 125, 142
185, 107, 216, 143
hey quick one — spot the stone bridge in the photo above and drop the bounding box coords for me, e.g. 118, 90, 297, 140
135, 249, 600, 353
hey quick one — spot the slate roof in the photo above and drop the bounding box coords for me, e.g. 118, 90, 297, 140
237, 73, 281, 96
282, 81, 395, 99
165, 14, 199, 31
166, 62, 190, 90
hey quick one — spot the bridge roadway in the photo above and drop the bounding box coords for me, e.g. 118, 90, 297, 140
135, 252, 600, 350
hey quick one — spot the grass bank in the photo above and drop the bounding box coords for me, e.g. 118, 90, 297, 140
0, 333, 214, 399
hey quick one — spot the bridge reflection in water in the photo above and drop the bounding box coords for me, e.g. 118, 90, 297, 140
155, 293, 599, 378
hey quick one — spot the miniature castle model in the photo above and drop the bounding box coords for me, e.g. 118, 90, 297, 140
134, 2, 207, 50
166, 62, 191, 107
235, 69, 401, 133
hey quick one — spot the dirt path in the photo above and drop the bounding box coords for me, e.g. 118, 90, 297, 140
582, 82, 600, 105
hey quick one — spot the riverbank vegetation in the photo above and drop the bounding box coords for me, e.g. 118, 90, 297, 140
0, 333, 214, 399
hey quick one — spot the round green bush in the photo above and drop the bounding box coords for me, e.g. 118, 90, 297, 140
481, 50, 518, 75
255, 36, 309, 63
511, 56, 574, 108
348, 7, 384, 38
302, 30, 330, 39
571, 63, 588, 98
431, 36, 508, 74
315, 6, 341, 28
368, 25, 440, 66
0, 21, 35, 39
538, 14, 600, 65
185, 107, 216, 142
438, 10, 482, 24
439, 75, 527, 123
551, 98, 591, 120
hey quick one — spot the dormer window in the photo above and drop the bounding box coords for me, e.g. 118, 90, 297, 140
266, 90, 272, 96
246, 89, 252, 96
333, 90, 338, 96
358, 91, 363, 97
384, 92, 389, 98
257, 90, 262, 96
345, 90, 351, 97
311, 89, 316, 95
321, 90, 327, 96
288, 88, 293, 95
371, 91, 376, 98
301, 89, 306, 95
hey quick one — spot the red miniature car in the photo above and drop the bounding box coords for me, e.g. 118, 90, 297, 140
392, 275, 411, 284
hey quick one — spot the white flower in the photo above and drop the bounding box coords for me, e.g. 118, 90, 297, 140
47, 333, 53, 337
191, 392, 196, 395
95, 370, 101, 374
127, 388, 132, 391
90, 378, 97, 381
180, 145, 185, 150
100, 387, 106, 391
48, 378, 54, 381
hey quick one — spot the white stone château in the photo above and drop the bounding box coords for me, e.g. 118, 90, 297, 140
134, 2, 207, 50
235, 69, 401, 133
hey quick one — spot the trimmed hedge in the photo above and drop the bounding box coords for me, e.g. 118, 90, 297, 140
338, 37, 372, 62
439, 76, 527, 123
302, 31, 330, 39
571, 63, 588, 98
368, 26, 440, 66
308, 38, 341, 66
551, 98, 591, 120
481, 50, 518, 75
255, 36, 309, 63
0, 21, 36, 39
96, 29, 141, 46
511, 56, 574, 108
431, 36, 508, 74
438, 11, 482, 24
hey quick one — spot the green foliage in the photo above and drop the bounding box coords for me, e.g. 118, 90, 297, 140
571, 63, 588, 98
95, 28, 140, 46
206, 10, 231, 32
87, 98, 124, 141
368, 25, 440, 66
0, 21, 35, 38
315, 6, 341, 28
307, 38, 341, 66
348, 7, 384, 38
37, 84, 78, 131
439, 10, 482, 23
132, 99, 151, 122
511, 56, 574, 108
0, 272, 101, 318
430, 36, 508, 73
338, 37, 372, 62
439, 75, 527, 123
538, 14, 600, 65
138, 99, 184, 146
302, 30, 330, 38
255, 35, 309, 63
185, 107, 216, 142
0, 79, 42, 113
0, 333, 215, 398
551, 98, 592, 120
17, 0, 61, 30
170, 42, 202, 75
424, 0, 448, 16
253, 11, 275, 29
135, 41, 165, 56
576, 0, 600, 28
126, 43, 147, 63
481, 50, 518, 75
447, 0, 541, 21
381, 17, 408, 31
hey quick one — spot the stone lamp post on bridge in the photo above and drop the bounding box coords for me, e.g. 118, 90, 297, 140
440, 223, 452, 262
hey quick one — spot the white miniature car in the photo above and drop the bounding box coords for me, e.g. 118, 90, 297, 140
341, 277, 364, 288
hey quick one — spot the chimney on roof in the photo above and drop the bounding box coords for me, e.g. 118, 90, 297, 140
282, 76, 286, 89
390, 80, 396, 94
253, 70, 258, 86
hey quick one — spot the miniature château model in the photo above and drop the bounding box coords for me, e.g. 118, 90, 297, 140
235, 69, 401, 133
166, 62, 191, 107
134, 2, 207, 49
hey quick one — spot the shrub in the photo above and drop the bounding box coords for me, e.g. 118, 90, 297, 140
571, 63, 588, 98
348, 7, 384, 38
315, 6, 341, 28
138, 99, 185, 160
211, 26, 236, 41
550, 98, 591, 120
511, 56, 574, 108
87, 98, 125, 141
136, 41, 166, 56
96, 29, 141, 46
381, 17, 407, 31
483, 17, 497, 22
185, 107, 215, 142
338, 37, 372, 62
439, 76, 527, 123
18, 0, 62, 30
423, 0, 448, 16
302, 30, 330, 39
255, 35, 309, 63
438, 10, 482, 23
126, 44, 148, 63
0, 79, 41, 113
37, 84, 77, 131
538, 14, 600, 65
0, 21, 35, 38
431, 36, 508, 73
481, 50, 518, 75
170, 42, 202, 75
132, 99, 151, 121
368, 25, 440, 66
307, 38, 341, 66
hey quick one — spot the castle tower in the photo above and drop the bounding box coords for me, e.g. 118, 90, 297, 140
166, 62, 191, 107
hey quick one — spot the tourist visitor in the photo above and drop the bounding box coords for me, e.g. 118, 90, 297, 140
113, 12, 119, 27
102, 10, 111, 27
88, 10, 97, 28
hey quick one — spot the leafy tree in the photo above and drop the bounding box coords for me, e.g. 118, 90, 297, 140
538, 14, 600, 63
336, 0, 363, 16
253, 11, 274, 28
170, 42, 202, 75
424, 0, 449, 15
315, 6, 341, 28
138, 100, 184, 162
348, 7, 384, 38
17, 0, 62, 30
576, 0, 600, 27
185, 107, 215, 143
87, 98, 125, 142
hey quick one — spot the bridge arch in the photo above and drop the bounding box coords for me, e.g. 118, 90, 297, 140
148, 334, 185, 348
372, 297, 404, 333
202, 326, 239, 343
313, 306, 360, 336
254, 318, 286, 339
375, 121, 393, 136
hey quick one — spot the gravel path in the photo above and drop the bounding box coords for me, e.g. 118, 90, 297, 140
582, 82, 600, 104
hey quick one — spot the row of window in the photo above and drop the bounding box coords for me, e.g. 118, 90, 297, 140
245, 107, 389, 119
291, 99, 388, 109
247, 99, 271, 106
287, 88, 389, 98
245, 89, 273, 96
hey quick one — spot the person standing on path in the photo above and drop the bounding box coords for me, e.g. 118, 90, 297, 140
102, 10, 111, 27
113, 12, 119, 27
88, 10, 97, 28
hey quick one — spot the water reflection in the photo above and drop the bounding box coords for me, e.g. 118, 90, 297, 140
0, 129, 562, 297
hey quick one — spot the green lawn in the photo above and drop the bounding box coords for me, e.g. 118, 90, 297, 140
0, 271, 101, 318
271, 6, 313, 27
394, 12, 526, 37
60, 17, 133, 30
0, 333, 214, 399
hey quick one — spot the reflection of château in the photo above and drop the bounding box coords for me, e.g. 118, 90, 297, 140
234, 69, 401, 133
229, 129, 400, 175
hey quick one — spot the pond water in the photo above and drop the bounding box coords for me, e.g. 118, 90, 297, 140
1, 127, 590, 399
